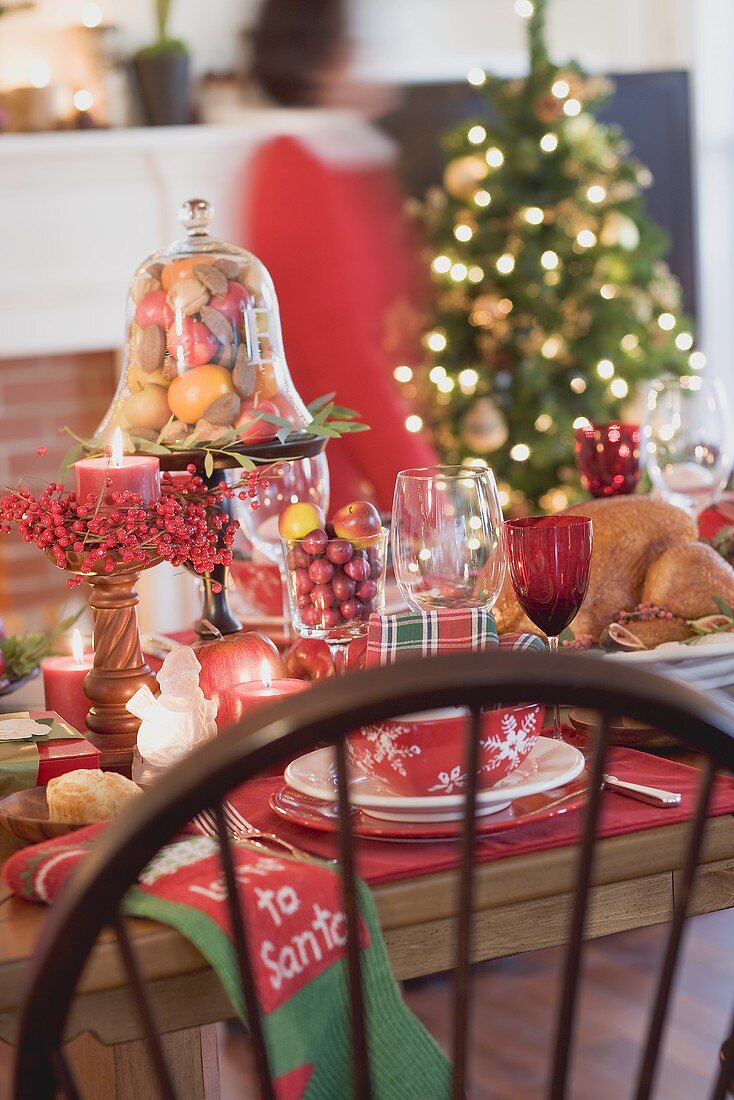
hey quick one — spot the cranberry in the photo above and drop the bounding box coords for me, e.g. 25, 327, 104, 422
300, 605, 321, 627
311, 584, 336, 609
309, 558, 334, 585
294, 568, 313, 596
287, 547, 310, 570
344, 555, 371, 581
321, 608, 341, 630
297, 594, 311, 609
332, 574, 356, 601
326, 539, 353, 565
369, 556, 383, 579
339, 599, 360, 621
302, 528, 328, 556
359, 600, 375, 619
356, 579, 377, 601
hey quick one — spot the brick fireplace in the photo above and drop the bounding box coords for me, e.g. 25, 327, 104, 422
0, 352, 116, 630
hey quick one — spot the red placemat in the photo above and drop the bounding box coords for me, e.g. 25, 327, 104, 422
225, 740, 734, 887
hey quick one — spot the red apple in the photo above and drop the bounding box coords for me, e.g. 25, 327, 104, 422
235, 400, 280, 443
332, 500, 382, 547
284, 637, 335, 682
167, 318, 219, 368
136, 289, 174, 330
193, 631, 286, 723
209, 281, 249, 323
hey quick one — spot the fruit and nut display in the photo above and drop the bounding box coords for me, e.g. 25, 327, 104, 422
279, 500, 387, 636
98, 199, 309, 449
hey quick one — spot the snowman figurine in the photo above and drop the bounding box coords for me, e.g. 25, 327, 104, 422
127, 646, 217, 769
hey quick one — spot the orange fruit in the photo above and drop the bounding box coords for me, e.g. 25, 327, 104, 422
278, 502, 325, 540
257, 361, 280, 400
167, 364, 234, 424
161, 256, 216, 291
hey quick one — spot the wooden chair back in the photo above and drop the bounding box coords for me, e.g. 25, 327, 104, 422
12, 651, 734, 1099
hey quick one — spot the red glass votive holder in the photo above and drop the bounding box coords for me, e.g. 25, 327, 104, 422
574, 422, 641, 497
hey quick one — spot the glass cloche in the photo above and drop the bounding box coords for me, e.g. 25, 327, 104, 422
97, 198, 310, 448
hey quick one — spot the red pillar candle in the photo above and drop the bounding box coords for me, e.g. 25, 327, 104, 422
41, 629, 94, 734
217, 661, 309, 730
75, 427, 160, 506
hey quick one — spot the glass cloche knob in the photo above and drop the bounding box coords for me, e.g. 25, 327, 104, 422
178, 198, 214, 236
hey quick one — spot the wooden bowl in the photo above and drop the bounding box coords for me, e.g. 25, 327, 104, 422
0, 786, 91, 844
568, 708, 683, 751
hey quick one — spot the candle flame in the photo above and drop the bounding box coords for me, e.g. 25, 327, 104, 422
111, 427, 123, 469
260, 659, 272, 690
71, 629, 84, 665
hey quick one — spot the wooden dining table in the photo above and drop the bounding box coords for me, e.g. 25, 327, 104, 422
1, 680, 733, 1099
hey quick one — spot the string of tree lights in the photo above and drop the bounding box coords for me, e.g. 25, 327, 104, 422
397, 0, 699, 512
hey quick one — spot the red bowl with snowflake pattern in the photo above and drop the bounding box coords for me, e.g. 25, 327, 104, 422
346, 703, 544, 798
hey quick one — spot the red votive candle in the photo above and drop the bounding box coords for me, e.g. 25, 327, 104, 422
217, 662, 309, 730
74, 427, 160, 506
41, 629, 94, 733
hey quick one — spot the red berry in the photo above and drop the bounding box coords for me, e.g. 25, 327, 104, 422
311, 584, 336, 609
309, 558, 334, 585
302, 528, 328, 556
294, 568, 313, 596
321, 608, 341, 630
339, 599, 360, 621
326, 539, 353, 565
344, 556, 370, 581
36, 446, 47, 457
356, 579, 377, 601
332, 574, 356, 601
287, 547, 310, 570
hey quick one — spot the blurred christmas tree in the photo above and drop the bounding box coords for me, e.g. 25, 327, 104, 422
406, 0, 700, 512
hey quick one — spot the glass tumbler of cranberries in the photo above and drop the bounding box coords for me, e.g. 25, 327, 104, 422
281, 528, 389, 674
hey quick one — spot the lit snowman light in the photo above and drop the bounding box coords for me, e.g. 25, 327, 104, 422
127, 646, 217, 768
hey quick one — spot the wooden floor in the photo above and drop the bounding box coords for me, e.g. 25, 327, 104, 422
217, 908, 734, 1099
2, 909, 731, 1097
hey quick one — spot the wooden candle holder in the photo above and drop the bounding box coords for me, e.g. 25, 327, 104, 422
82, 569, 158, 774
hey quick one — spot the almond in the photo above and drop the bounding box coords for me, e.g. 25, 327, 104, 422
191, 419, 226, 443
215, 258, 240, 280
146, 262, 164, 280
138, 325, 166, 373
167, 278, 209, 316
200, 305, 233, 344
233, 348, 257, 397
158, 418, 188, 443
194, 264, 228, 297
131, 275, 161, 303
162, 355, 178, 382
203, 392, 241, 426
216, 339, 235, 370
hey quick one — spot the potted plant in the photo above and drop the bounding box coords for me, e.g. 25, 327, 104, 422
133, 0, 190, 126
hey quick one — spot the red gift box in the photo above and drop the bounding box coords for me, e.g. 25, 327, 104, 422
20, 711, 100, 784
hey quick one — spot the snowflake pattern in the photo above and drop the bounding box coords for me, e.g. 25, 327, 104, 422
480, 707, 540, 776
352, 722, 422, 777
428, 765, 468, 793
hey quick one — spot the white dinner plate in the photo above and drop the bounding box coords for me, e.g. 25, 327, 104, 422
284, 737, 586, 823
605, 635, 734, 689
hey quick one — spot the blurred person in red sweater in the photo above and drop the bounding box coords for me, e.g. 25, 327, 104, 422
242, 0, 438, 511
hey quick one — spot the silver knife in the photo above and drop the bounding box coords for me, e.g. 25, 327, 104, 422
603, 774, 681, 807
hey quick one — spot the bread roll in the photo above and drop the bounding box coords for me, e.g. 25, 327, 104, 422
47, 769, 140, 824
495, 497, 697, 642
642, 542, 734, 620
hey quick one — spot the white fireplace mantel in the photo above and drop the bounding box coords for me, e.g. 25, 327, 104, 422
0, 120, 299, 359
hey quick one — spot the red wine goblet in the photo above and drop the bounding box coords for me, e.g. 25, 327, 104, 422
503, 515, 593, 738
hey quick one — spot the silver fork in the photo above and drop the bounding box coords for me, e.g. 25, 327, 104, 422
192, 805, 335, 863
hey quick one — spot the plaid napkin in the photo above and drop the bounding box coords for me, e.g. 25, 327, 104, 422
5, 826, 449, 1099
365, 609, 545, 666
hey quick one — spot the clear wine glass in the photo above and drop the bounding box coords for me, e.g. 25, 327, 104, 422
503, 516, 593, 738
644, 375, 733, 513
231, 453, 330, 629
391, 466, 505, 612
